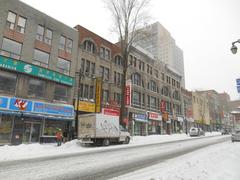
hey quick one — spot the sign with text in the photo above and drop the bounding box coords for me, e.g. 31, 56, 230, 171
148, 112, 162, 121
125, 80, 132, 106
0, 55, 74, 86
160, 100, 166, 112
75, 101, 95, 112
102, 108, 120, 116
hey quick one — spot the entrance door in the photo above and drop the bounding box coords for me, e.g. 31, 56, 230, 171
22, 122, 41, 143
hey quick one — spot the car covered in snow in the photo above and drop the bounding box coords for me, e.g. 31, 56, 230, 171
189, 127, 199, 136
231, 130, 240, 142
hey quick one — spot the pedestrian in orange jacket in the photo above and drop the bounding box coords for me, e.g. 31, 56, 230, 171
56, 129, 63, 146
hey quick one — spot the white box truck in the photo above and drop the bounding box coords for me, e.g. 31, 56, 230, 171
78, 113, 130, 146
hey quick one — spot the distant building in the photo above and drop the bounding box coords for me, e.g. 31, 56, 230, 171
133, 22, 185, 87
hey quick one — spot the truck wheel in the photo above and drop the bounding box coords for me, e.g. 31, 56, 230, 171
124, 137, 130, 144
103, 139, 110, 146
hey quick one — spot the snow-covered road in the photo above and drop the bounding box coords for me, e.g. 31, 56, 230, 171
0, 135, 230, 180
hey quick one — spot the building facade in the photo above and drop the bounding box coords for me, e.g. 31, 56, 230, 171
0, 0, 78, 144
133, 22, 185, 87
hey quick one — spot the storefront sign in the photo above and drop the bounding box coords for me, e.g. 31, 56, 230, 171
160, 100, 166, 112
95, 77, 102, 113
34, 102, 74, 116
177, 116, 184, 122
162, 111, 168, 121
134, 113, 148, 123
125, 79, 132, 106
0, 97, 8, 109
0, 55, 74, 86
148, 112, 162, 121
102, 108, 120, 116
75, 101, 95, 112
0, 96, 74, 117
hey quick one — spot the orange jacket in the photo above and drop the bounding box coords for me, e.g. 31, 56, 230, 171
56, 132, 62, 140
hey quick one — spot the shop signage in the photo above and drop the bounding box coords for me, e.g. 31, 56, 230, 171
162, 111, 168, 121
177, 116, 184, 122
125, 79, 132, 106
75, 101, 95, 113
102, 108, 120, 116
0, 97, 8, 109
160, 100, 166, 112
95, 77, 102, 113
0, 96, 74, 117
0, 55, 74, 86
134, 113, 148, 123
148, 112, 162, 121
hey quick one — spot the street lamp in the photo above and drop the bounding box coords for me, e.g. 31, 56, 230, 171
231, 39, 240, 54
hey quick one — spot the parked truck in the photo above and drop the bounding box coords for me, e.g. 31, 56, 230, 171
78, 113, 130, 146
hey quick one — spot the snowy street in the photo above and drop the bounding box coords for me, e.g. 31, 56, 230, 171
0, 134, 233, 180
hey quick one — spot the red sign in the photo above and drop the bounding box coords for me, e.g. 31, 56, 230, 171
124, 80, 132, 106
148, 112, 161, 120
102, 108, 120, 116
14, 99, 28, 111
160, 100, 166, 112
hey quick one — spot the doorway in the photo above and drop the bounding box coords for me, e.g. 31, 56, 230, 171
22, 122, 41, 143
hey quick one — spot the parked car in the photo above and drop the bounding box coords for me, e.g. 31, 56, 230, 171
189, 127, 199, 136
231, 130, 240, 142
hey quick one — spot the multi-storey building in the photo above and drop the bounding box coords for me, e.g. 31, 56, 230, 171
0, 0, 78, 144
133, 22, 185, 87
74, 25, 183, 136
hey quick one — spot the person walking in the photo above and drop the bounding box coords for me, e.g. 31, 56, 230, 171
56, 128, 63, 146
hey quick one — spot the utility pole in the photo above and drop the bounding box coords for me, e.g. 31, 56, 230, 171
75, 71, 82, 138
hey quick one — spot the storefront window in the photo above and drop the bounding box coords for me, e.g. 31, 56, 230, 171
0, 71, 16, 93
0, 115, 13, 144
44, 120, 67, 136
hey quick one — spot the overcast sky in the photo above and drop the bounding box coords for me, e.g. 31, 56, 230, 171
21, 0, 240, 100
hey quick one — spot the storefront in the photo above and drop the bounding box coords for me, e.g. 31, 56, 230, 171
133, 113, 148, 136
0, 96, 74, 145
148, 112, 162, 135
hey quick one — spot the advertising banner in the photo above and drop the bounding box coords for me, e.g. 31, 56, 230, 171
148, 111, 162, 121
102, 108, 120, 116
75, 101, 95, 112
160, 100, 166, 112
125, 79, 132, 106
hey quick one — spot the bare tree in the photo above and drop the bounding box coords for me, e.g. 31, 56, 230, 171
104, 0, 151, 128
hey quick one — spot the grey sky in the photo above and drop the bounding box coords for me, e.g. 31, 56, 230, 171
21, 0, 240, 100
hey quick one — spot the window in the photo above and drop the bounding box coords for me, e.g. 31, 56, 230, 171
33, 49, 49, 68
161, 73, 165, 81
133, 91, 141, 105
0, 71, 16, 93
103, 90, 109, 103
115, 55, 122, 66
57, 58, 70, 75
28, 78, 45, 98
114, 92, 121, 104
85, 60, 90, 74
59, 36, 66, 50
150, 96, 157, 109
131, 73, 142, 86
114, 71, 122, 85
100, 66, 109, 81
0, 115, 13, 144
154, 69, 158, 78
6, 11, 16, 30
36, 25, 52, 45
59, 36, 73, 53
89, 86, 94, 100
133, 57, 137, 67
100, 47, 111, 60
83, 40, 96, 53
84, 84, 89, 99
6, 11, 26, 33
1, 38, 22, 59
54, 84, 69, 102
150, 80, 157, 92
91, 62, 95, 75
80, 58, 85, 73
16, 16, 26, 34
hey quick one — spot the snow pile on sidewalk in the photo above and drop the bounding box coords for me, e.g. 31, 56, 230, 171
0, 132, 220, 162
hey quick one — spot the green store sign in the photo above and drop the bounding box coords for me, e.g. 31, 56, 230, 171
0, 56, 74, 86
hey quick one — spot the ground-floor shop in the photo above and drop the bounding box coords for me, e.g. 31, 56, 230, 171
0, 96, 74, 145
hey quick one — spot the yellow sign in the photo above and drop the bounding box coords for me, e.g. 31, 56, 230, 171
75, 101, 95, 112
95, 77, 102, 113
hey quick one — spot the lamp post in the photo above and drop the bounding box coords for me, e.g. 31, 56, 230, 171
231, 39, 240, 54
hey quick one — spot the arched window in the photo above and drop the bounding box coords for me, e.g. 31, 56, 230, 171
83, 40, 96, 53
